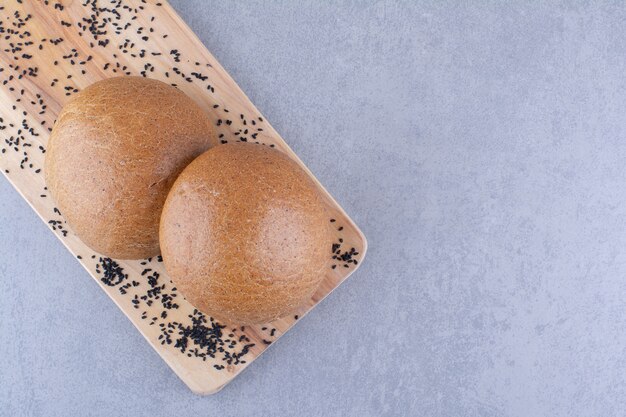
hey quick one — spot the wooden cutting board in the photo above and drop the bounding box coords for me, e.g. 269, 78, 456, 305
0, 0, 367, 394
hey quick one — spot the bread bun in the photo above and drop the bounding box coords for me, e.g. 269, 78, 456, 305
45, 77, 216, 259
160, 143, 331, 324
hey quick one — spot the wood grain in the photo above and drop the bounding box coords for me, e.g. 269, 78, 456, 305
0, 0, 367, 394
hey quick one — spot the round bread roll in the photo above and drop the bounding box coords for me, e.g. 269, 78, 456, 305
45, 77, 216, 259
160, 143, 332, 324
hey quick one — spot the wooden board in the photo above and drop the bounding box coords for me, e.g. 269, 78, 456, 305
0, 0, 367, 394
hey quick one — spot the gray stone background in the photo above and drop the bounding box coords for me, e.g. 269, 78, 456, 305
2, 1, 626, 416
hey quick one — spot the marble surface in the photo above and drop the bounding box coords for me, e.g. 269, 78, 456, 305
2, 1, 626, 416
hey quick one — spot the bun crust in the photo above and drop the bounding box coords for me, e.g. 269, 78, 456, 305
160, 143, 331, 324
45, 77, 216, 259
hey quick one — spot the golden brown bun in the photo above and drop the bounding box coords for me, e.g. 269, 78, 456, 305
160, 143, 331, 324
45, 77, 216, 259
